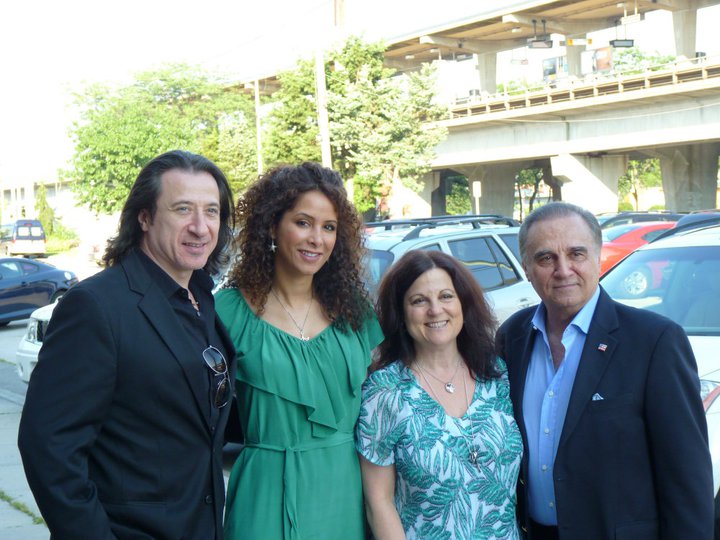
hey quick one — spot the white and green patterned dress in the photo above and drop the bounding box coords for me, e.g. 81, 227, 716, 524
355, 359, 523, 540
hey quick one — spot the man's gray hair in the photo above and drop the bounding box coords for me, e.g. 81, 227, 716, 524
519, 202, 602, 263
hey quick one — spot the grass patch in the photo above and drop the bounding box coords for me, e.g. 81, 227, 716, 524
0, 489, 45, 525
0, 358, 11, 365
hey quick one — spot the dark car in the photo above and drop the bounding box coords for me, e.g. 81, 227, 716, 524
598, 211, 685, 229
0, 257, 78, 326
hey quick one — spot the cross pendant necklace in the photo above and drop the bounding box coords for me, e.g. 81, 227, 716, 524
270, 288, 313, 342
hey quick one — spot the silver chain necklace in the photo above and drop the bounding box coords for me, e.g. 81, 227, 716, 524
416, 359, 461, 393
270, 288, 313, 341
416, 364, 480, 466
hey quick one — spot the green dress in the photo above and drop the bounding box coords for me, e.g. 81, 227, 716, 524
216, 288, 383, 540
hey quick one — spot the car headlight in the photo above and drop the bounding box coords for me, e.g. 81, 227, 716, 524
25, 319, 39, 343
700, 379, 720, 412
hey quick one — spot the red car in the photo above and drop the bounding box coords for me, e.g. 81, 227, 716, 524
600, 221, 675, 274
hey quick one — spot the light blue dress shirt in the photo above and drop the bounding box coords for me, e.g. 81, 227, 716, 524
523, 287, 600, 525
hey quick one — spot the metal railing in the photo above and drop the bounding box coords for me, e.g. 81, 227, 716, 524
448, 54, 720, 119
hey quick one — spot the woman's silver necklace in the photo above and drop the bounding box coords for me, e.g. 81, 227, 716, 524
416, 359, 461, 393
270, 288, 313, 341
417, 365, 480, 466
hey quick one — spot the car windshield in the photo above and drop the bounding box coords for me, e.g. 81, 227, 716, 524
602, 223, 641, 242
601, 245, 720, 336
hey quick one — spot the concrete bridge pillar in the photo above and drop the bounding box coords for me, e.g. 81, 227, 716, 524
453, 163, 521, 216
672, 7, 698, 58
657, 143, 720, 211
550, 153, 627, 213
475, 53, 498, 93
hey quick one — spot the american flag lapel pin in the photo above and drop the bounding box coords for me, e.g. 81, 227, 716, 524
597, 343, 608, 352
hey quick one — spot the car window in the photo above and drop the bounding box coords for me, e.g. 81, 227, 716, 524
19, 261, 39, 275
448, 236, 519, 292
601, 246, 720, 336
366, 250, 395, 295
641, 229, 670, 242
603, 224, 639, 241
0, 261, 23, 279
498, 233, 521, 262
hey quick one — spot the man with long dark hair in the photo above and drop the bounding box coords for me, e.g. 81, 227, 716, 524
19, 150, 237, 540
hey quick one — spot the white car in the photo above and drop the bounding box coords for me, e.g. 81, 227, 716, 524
16, 302, 56, 383
600, 223, 720, 513
365, 216, 539, 323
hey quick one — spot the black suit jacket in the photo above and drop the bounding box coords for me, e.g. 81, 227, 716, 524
496, 287, 714, 540
18, 250, 236, 540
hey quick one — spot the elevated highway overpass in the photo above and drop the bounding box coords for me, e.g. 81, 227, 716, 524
431, 54, 720, 215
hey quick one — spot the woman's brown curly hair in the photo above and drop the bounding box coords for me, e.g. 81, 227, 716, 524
225, 162, 371, 331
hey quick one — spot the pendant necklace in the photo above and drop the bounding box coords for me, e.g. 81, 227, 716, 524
270, 288, 313, 341
416, 359, 461, 393
416, 364, 480, 467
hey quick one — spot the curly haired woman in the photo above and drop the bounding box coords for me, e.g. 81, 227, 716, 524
217, 162, 382, 540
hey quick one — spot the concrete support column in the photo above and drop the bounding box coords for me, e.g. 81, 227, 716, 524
454, 163, 521, 216
475, 53, 498, 93
550, 153, 627, 213
658, 143, 720, 211
672, 8, 698, 58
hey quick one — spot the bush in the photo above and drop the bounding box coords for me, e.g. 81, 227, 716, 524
618, 201, 633, 212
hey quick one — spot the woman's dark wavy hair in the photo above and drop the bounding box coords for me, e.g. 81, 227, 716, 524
373, 250, 499, 379
225, 162, 371, 331
103, 150, 234, 275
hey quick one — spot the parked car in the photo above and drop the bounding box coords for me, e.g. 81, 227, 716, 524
0, 258, 77, 326
15, 301, 55, 382
0, 219, 47, 257
600, 221, 676, 274
600, 223, 720, 513
364, 217, 539, 323
598, 211, 684, 230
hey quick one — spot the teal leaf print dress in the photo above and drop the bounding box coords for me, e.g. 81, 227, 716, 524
356, 359, 523, 540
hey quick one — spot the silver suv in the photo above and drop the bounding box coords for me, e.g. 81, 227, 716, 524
364, 216, 539, 323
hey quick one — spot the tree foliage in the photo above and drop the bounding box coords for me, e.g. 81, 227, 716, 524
34, 184, 55, 235
66, 64, 256, 213
264, 37, 448, 214
618, 158, 662, 210
612, 47, 676, 74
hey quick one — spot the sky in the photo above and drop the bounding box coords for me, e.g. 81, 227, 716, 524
1, 0, 718, 186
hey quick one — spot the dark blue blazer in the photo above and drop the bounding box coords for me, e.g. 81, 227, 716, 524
497, 287, 714, 540
18, 249, 236, 540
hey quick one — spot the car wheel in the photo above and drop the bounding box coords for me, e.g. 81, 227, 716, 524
50, 290, 66, 303
621, 267, 651, 297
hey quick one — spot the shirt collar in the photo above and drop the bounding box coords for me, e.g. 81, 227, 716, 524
135, 248, 212, 299
531, 286, 601, 336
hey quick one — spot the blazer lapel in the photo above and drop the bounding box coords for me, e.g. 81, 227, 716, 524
122, 252, 211, 427
507, 311, 537, 444
559, 288, 619, 448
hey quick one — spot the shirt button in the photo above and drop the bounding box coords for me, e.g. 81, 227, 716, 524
548, 390, 555, 397
549, 502, 555, 508
544, 428, 550, 434
541, 464, 548, 471
204, 495, 213, 504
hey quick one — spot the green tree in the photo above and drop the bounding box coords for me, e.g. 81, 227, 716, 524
34, 184, 55, 235
66, 64, 256, 212
618, 158, 663, 210
445, 178, 472, 215
612, 48, 676, 74
264, 37, 448, 214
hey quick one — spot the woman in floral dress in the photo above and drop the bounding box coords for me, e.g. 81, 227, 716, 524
356, 250, 523, 539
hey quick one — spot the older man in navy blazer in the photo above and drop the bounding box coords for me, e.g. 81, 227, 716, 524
496, 202, 713, 540
19, 150, 236, 540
